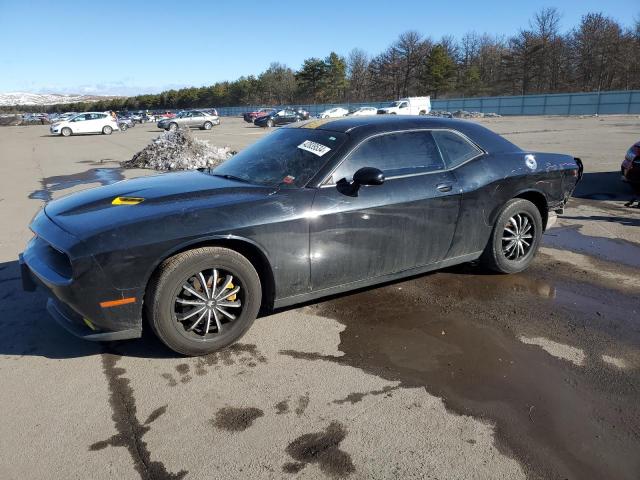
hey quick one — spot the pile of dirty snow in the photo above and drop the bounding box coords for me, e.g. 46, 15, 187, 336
121, 128, 234, 171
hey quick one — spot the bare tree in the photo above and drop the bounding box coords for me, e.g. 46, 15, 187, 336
394, 31, 429, 96
347, 48, 370, 102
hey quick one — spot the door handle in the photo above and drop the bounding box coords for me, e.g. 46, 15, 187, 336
436, 183, 453, 193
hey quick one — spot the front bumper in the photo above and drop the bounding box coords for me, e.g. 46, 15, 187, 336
20, 211, 142, 341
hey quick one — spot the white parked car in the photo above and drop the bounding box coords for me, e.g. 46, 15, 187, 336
318, 107, 349, 118
347, 106, 378, 116
50, 112, 119, 136
376, 97, 431, 115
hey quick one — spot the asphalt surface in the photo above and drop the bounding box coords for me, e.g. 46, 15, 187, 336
0, 116, 639, 480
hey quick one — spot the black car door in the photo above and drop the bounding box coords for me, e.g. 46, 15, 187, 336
309, 130, 461, 291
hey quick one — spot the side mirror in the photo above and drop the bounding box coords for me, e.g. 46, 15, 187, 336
353, 167, 385, 186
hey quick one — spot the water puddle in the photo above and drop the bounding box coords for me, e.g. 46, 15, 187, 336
29, 168, 124, 202
296, 267, 640, 479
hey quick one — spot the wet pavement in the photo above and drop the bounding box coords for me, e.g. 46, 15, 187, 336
29, 168, 125, 202
1, 117, 640, 479
294, 251, 640, 479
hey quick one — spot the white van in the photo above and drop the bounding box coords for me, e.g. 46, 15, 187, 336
377, 97, 431, 115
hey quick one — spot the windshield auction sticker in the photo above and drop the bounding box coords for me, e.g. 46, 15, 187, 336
298, 140, 331, 156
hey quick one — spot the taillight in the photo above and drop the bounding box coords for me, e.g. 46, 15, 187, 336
573, 157, 583, 180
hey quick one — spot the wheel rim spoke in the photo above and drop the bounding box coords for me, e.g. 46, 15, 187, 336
177, 305, 206, 322
198, 272, 210, 298
204, 310, 212, 334
217, 300, 241, 308
210, 269, 219, 298
182, 284, 207, 301
216, 306, 236, 321
176, 298, 206, 306
212, 308, 223, 332
218, 286, 240, 301
188, 309, 208, 331
215, 275, 234, 299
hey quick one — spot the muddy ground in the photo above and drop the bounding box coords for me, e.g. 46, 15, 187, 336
0, 116, 639, 479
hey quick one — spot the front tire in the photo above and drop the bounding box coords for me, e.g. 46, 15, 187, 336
480, 198, 543, 274
102, 125, 113, 135
119, 123, 128, 131
266, 119, 274, 128
145, 247, 262, 356
61, 127, 72, 137
202, 121, 212, 130
168, 122, 178, 132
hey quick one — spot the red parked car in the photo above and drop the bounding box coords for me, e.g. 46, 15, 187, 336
243, 108, 276, 123
622, 141, 640, 185
155, 111, 176, 120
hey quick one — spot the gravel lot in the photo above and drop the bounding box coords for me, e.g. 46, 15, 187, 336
0, 116, 639, 480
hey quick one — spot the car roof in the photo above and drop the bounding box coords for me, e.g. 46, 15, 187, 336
286, 115, 520, 152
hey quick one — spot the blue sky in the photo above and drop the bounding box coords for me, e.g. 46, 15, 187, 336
0, 0, 637, 95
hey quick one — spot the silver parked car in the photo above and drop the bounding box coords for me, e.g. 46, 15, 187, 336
157, 110, 220, 131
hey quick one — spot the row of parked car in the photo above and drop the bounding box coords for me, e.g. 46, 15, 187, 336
242, 97, 433, 128
46, 109, 222, 137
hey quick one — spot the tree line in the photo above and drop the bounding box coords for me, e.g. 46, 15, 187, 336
8, 9, 640, 114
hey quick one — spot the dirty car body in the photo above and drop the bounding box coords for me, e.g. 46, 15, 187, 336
21, 116, 582, 347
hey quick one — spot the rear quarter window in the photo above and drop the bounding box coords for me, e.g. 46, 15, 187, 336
432, 130, 482, 169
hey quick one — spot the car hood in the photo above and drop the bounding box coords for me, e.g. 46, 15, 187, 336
44, 170, 275, 237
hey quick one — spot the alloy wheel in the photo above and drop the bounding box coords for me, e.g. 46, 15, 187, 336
501, 213, 534, 260
173, 268, 243, 337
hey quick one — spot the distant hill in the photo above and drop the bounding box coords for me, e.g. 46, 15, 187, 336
0, 92, 122, 106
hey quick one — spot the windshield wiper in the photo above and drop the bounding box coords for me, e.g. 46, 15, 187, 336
210, 173, 252, 184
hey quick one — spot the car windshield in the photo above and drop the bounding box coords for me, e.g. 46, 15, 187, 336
386, 101, 401, 107
210, 128, 347, 188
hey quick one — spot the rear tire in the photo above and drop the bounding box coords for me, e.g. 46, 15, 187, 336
61, 127, 72, 137
480, 198, 543, 274
267, 119, 274, 128
119, 123, 128, 131
168, 122, 178, 132
145, 247, 262, 356
102, 125, 113, 135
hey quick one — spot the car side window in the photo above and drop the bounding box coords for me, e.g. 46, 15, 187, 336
331, 131, 445, 183
432, 130, 483, 169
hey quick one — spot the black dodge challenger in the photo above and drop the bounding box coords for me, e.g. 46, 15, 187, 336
20, 116, 582, 355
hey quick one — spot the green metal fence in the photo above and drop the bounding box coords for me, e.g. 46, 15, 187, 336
431, 90, 640, 116
216, 90, 640, 117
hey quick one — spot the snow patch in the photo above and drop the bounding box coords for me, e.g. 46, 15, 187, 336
121, 128, 234, 171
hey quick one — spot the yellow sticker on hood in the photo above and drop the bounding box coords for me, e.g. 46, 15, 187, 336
112, 196, 144, 205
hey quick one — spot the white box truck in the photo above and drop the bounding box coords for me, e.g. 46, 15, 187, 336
377, 97, 431, 115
